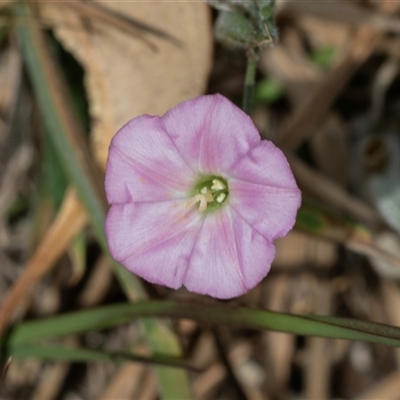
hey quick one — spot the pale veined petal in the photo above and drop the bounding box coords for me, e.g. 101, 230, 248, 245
106, 200, 203, 289
229, 179, 301, 241
161, 94, 260, 174
183, 207, 275, 299
229, 140, 298, 189
227, 140, 301, 240
106, 115, 195, 204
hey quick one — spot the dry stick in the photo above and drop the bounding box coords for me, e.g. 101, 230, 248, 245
379, 280, 400, 367
212, 327, 247, 400
78, 254, 113, 308
0, 189, 87, 334
369, 56, 400, 126
290, 158, 400, 267
0, 357, 11, 388
99, 363, 146, 400
287, 155, 382, 227
305, 279, 334, 400
289, 157, 400, 268
262, 275, 295, 398
277, 26, 382, 150
193, 363, 226, 399
260, 28, 384, 225
283, 1, 400, 35
354, 370, 400, 400
135, 369, 158, 400
99, 344, 149, 400
278, 0, 400, 149
30, 353, 72, 400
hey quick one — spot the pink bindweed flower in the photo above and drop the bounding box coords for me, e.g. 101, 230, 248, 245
105, 94, 301, 299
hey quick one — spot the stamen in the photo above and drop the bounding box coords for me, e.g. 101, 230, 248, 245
189, 175, 229, 212
211, 179, 225, 191
186, 194, 208, 212
216, 193, 226, 203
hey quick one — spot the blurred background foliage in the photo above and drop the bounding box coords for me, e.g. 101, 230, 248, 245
2, 1, 400, 399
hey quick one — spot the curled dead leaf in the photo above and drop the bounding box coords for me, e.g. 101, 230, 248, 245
40, 1, 213, 167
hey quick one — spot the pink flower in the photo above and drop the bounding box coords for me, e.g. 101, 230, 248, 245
105, 94, 301, 299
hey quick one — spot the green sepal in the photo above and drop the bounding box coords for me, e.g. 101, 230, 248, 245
211, 0, 278, 52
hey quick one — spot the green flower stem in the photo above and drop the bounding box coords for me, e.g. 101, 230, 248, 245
242, 54, 258, 115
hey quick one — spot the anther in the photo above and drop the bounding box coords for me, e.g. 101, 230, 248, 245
216, 193, 226, 203
211, 179, 225, 191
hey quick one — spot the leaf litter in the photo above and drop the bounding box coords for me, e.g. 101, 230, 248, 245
3, 1, 400, 399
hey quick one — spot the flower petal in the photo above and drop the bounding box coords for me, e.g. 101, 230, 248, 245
183, 207, 275, 299
229, 180, 301, 241
106, 115, 195, 204
161, 94, 260, 173
229, 140, 298, 188
228, 141, 301, 240
105, 200, 202, 288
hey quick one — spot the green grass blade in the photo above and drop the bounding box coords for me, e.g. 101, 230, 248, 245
296, 203, 373, 245
9, 344, 194, 370
14, 2, 107, 248
13, 3, 191, 398
5, 300, 400, 348
141, 318, 193, 395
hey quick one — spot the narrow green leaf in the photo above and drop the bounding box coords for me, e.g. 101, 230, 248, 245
14, 2, 107, 248
296, 203, 372, 243
41, 131, 68, 209
13, 3, 192, 398
9, 344, 195, 370
5, 300, 400, 348
140, 318, 193, 395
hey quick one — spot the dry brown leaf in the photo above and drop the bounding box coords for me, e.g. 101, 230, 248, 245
0, 2, 212, 332
0, 189, 87, 334
40, 1, 212, 167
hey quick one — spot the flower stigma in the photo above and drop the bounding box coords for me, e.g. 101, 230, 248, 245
186, 175, 229, 212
